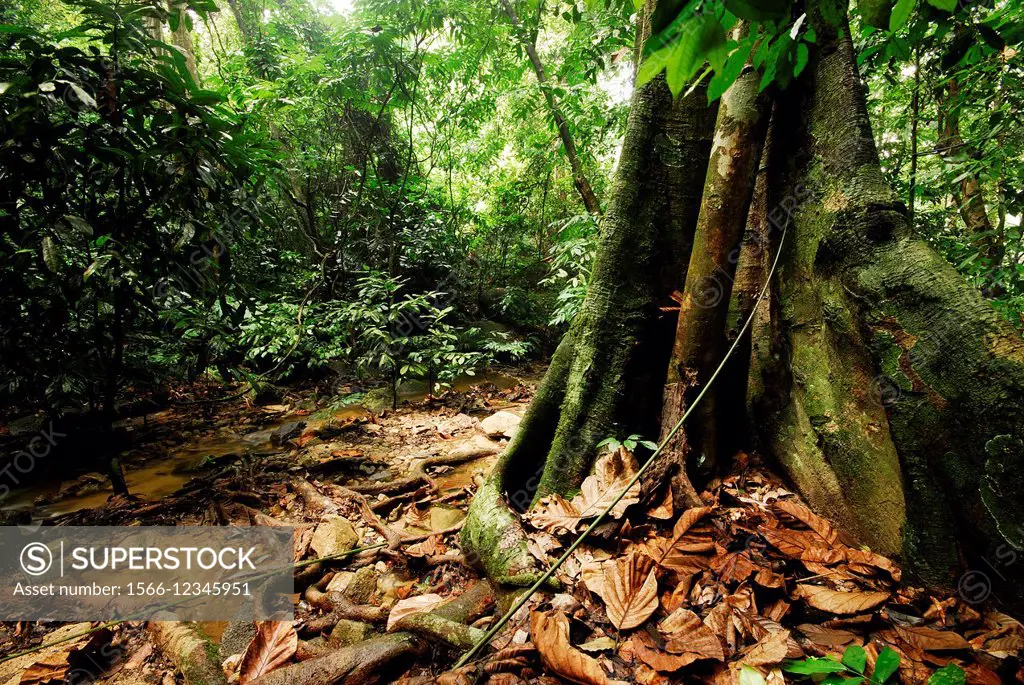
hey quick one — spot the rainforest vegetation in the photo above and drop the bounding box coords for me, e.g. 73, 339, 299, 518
2, 0, 1024, 683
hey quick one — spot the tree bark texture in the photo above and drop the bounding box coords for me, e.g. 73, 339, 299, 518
764, 0, 1024, 605
168, 0, 199, 84
662, 44, 771, 475
936, 77, 1003, 267
462, 72, 717, 584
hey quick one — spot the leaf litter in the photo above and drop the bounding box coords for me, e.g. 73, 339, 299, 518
3, 377, 1022, 685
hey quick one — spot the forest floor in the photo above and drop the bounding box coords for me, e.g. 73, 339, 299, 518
0, 369, 1022, 685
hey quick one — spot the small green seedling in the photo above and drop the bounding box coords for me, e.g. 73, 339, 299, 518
780, 645, 963, 685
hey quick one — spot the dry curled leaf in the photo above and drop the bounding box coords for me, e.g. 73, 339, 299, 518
19, 653, 71, 685
530, 609, 618, 685
598, 552, 659, 631
20, 628, 113, 685
739, 630, 792, 667
792, 585, 889, 615
654, 507, 713, 570
891, 623, 971, 652
632, 632, 700, 672
572, 447, 641, 519
239, 622, 298, 684
772, 500, 840, 546
660, 608, 726, 662
387, 593, 447, 630
530, 494, 583, 533
795, 624, 860, 647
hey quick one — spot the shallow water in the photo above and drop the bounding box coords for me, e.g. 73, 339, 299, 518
2, 371, 519, 518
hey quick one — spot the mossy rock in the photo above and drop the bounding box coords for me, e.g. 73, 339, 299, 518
329, 619, 374, 647
361, 387, 395, 412
343, 566, 378, 604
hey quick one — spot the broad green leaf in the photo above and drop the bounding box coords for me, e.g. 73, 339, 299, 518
793, 42, 810, 77
783, 658, 848, 675
871, 647, 901, 684
708, 37, 750, 101
42, 237, 61, 274
739, 666, 767, 685
927, 664, 965, 685
925, 0, 956, 11
637, 45, 672, 88
665, 14, 723, 96
842, 645, 867, 674
889, 0, 916, 32
64, 215, 93, 235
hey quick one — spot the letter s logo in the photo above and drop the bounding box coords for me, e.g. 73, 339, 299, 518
20, 542, 53, 576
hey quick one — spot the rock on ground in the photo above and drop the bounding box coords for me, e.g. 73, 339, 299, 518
478, 410, 521, 439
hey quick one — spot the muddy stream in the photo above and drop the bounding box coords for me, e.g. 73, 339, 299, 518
2, 372, 522, 519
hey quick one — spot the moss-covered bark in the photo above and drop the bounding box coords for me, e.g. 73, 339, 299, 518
764, 0, 1024, 604
462, 71, 716, 583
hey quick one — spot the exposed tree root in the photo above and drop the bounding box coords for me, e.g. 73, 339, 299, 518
292, 478, 339, 518
250, 581, 495, 685
304, 585, 389, 625
391, 612, 487, 651
147, 621, 227, 685
350, 443, 500, 497
249, 633, 418, 685
328, 483, 404, 549
462, 475, 549, 587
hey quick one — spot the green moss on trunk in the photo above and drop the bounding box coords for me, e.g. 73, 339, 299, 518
764, 0, 1024, 606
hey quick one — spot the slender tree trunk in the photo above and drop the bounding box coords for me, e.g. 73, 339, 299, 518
661, 36, 771, 477
463, 65, 717, 582
168, 0, 199, 84
498, 0, 602, 216
225, 0, 255, 42
908, 47, 919, 224
764, 0, 1024, 607
936, 78, 1003, 266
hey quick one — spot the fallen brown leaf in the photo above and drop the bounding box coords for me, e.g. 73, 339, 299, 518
239, 622, 298, 684
772, 500, 840, 546
891, 623, 971, 652
654, 507, 713, 570
387, 593, 448, 631
530, 494, 583, 533
660, 608, 726, 662
631, 632, 700, 673
792, 585, 889, 615
530, 609, 615, 685
740, 630, 792, 667
19, 653, 70, 685
795, 623, 860, 647
600, 552, 660, 631
572, 448, 641, 519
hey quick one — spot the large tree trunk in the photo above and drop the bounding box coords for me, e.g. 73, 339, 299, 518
462, 68, 717, 583
498, 0, 602, 216
762, 0, 1024, 605
661, 34, 771, 477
